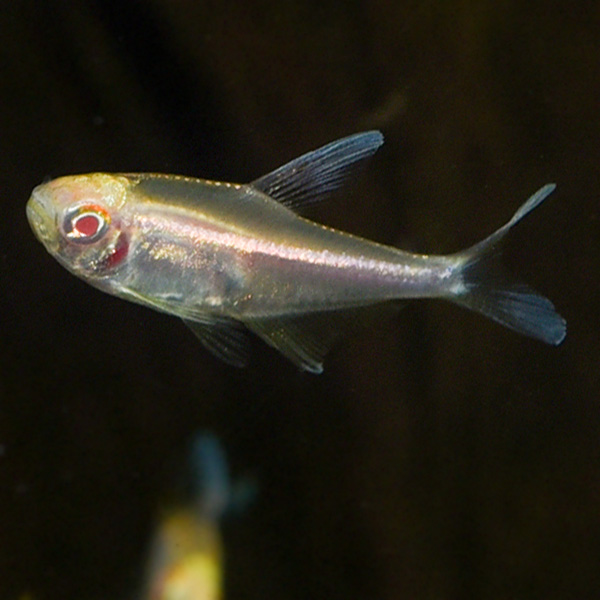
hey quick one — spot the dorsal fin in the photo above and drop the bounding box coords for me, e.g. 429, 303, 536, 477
251, 131, 384, 211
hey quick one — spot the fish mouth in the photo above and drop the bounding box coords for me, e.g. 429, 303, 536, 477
26, 188, 58, 249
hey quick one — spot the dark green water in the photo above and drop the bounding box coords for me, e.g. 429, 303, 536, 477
1, 2, 598, 599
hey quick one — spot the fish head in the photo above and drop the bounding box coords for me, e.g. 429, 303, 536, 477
26, 174, 132, 279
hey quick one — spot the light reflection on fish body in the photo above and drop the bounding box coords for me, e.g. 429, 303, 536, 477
26, 131, 566, 372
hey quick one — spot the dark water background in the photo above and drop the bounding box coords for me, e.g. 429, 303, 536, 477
1, 2, 599, 599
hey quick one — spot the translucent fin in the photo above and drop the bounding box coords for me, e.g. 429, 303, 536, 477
450, 184, 566, 345
244, 314, 342, 374
464, 183, 557, 256
182, 317, 251, 368
251, 131, 384, 211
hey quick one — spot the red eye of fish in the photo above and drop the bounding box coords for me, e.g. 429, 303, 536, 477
73, 214, 101, 237
63, 204, 110, 243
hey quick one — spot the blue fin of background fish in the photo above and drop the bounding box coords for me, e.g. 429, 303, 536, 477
189, 433, 257, 519
251, 130, 384, 211
451, 184, 566, 345
189, 433, 231, 519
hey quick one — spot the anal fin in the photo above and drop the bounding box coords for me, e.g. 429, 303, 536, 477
244, 313, 344, 374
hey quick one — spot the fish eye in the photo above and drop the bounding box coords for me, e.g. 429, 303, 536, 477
63, 204, 110, 243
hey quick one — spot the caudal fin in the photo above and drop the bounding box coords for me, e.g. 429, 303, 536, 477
450, 184, 566, 345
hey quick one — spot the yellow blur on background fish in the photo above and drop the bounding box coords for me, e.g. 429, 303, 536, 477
144, 510, 222, 600
143, 434, 239, 600
26, 132, 566, 372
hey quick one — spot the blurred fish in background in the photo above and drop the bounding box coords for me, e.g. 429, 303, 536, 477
142, 434, 252, 600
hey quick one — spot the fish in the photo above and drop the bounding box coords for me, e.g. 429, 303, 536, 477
143, 434, 234, 600
26, 131, 566, 373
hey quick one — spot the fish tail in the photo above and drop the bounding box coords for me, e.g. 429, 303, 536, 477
448, 184, 566, 345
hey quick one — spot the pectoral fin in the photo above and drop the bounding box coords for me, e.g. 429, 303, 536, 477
251, 131, 384, 211
183, 317, 251, 368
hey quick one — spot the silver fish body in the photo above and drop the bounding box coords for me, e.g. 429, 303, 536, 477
26, 132, 566, 372
111, 175, 454, 313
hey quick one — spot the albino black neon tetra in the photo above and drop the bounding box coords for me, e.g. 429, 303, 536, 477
26, 132, 566, 372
